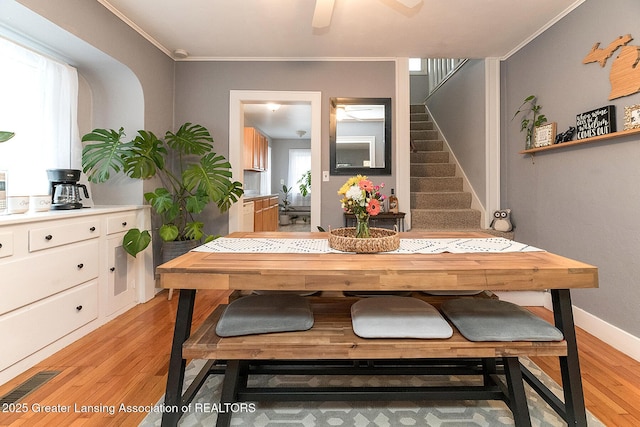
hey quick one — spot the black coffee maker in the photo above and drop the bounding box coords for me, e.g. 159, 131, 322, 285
47, 169, 90, 210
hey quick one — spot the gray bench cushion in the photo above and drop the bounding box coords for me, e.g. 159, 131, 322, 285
216, 294, 314, 337
351, 296, 453, 339
441, 298, 564, 342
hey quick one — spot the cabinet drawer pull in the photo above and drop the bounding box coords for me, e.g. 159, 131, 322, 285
76, 305, 83, 311
45, 234, 53, 241
110, 267, 116, 272
77, 263, 84, 269
89, 226, 96, 232
122, 221, 127, 227
0, 243, 2, 249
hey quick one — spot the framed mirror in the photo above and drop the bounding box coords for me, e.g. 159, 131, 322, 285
330, 97, 391, 175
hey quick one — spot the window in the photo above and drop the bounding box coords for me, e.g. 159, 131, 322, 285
0, 36, 79, 196
287, 148, 311, 206
409, 58, 425, 74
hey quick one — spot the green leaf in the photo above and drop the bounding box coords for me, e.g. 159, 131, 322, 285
165, 122, 213, 155
183, 221, 204, 240
182, 152, 244, 212
159, 224, 179, 242
122, 229, 151, 257
144, 188, 179, 221
0, 131, 15, 142
185, 191, 208, 214
126, 130, 167, 179
81, 128, 132, 183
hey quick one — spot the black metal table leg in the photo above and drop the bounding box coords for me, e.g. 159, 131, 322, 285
161, 289, 197, 427
503, 357, 532, 427
551, 289, 588, 426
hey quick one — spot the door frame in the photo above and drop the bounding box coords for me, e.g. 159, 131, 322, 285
228, 90, 322, 232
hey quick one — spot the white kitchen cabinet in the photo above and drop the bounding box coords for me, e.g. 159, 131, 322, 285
0, 206, 152, 384
106, 236, 137, 316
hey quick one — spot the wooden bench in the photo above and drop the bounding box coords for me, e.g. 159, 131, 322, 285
183, 295, 567, 427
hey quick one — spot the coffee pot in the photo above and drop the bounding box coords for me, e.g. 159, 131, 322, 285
47, 169, 90, 210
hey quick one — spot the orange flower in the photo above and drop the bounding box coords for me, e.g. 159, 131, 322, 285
359, 179, 374, 192
366, 198, 381, 215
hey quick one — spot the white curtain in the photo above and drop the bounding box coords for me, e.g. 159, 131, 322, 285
287, 148, 311, 206
0, 36, 78, 196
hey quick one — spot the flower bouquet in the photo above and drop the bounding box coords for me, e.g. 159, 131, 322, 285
329, 175, 399, 253
338, 175, 385, 238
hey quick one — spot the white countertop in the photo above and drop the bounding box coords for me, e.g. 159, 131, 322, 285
0, 205, 148, 226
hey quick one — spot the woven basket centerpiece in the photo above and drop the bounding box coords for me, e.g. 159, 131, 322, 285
328, 227, 400, 253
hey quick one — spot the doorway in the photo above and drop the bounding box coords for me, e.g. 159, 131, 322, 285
228, 91, 322, 233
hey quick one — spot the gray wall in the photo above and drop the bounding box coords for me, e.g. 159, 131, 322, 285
426, 60, 487, 205
174, 61, 396, 233
502, 0, 640, 337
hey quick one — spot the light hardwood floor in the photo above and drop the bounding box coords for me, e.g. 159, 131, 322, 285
0, 291, 638, 426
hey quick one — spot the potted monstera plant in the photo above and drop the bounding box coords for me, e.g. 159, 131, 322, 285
81, 122, 244, 258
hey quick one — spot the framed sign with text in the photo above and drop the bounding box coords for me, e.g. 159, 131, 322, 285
576, 105, 616, 140
534, 123, 556, 147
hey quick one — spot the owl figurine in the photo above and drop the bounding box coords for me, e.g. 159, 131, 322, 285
490, 209, 513, 232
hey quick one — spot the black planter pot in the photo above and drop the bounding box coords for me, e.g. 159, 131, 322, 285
161, 239, 200, 264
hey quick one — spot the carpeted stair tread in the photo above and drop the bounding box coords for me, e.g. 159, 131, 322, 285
411, 177, 464, 192
411, 192, 471, 209
411, 163, 456, 177
411, 208, 481, 229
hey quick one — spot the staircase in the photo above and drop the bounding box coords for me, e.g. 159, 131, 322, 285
409, 104, 482, 230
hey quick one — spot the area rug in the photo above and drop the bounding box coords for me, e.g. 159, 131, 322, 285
140, 358, 604, 426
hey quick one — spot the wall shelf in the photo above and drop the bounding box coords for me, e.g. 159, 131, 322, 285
519, 127, 640, 155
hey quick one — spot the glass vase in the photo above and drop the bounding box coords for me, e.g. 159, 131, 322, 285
355, 213, 370, 238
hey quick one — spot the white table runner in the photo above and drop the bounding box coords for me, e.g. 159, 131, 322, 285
193, 237, 543, 254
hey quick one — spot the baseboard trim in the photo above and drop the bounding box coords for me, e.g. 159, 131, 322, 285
543, 293, 640, 363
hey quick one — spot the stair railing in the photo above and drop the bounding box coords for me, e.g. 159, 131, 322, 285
426, 58, 468, 99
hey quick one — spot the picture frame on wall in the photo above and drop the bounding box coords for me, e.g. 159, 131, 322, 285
624, 104, 640, 130
534, 122, 556, 147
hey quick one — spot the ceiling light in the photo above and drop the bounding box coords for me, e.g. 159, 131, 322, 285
267, 103, 281, 112
296, 130, 307, 138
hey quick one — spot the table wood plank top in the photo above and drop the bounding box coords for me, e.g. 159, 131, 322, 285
157, 231, 598, 292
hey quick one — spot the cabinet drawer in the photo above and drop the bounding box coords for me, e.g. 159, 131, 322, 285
0, 281, 98, 372
29, 220, 100, 252
0, 231, 13, 259
107, 213, 138, 235
0, 240, 99, 315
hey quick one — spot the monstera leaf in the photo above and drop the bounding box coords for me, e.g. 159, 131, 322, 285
81, 128, 133, 183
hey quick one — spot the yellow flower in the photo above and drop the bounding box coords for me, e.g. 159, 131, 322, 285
337, 174, 368, 195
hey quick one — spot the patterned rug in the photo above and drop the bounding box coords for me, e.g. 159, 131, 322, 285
141, 358, 604, 426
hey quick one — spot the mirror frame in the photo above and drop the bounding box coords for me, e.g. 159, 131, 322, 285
330, 97, 392, 175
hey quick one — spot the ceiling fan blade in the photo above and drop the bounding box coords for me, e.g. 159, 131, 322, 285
312, 0, 335, 29
396, 0, 423, 8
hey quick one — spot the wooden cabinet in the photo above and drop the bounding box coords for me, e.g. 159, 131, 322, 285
244, 127, 268, 171
0, 207, 151, 383
251, 196, 278, 231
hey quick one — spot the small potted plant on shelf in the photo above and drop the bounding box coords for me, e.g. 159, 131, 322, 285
512, 95, 547, 150
81, 122, 244, 258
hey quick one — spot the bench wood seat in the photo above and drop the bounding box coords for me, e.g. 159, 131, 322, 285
183, 297, 567, 361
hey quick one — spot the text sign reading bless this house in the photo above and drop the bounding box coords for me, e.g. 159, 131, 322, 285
576, 105, 616, 140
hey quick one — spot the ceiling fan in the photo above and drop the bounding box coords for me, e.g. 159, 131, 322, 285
312, 0, 423, 29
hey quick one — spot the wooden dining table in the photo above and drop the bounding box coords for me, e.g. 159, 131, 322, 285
157, 231, 598, 426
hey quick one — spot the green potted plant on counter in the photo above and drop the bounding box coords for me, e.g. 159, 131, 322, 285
81, 122, 244, 258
